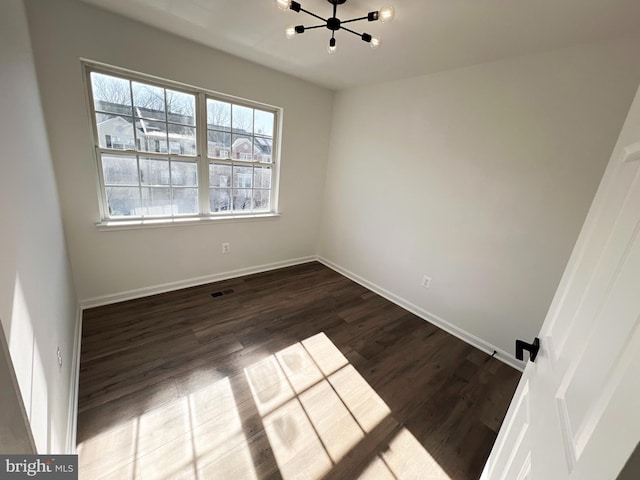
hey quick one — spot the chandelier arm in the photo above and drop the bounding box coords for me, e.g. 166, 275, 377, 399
298, 7, 327, 23
339, 16, 369, 25
339, 25, 365, 37
301, 24, 326, 30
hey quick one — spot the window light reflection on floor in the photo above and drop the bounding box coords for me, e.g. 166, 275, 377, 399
77, 415, 140, 479
77, 377, 258, 480
244, 333, 450, 479
77, 332, 450, 479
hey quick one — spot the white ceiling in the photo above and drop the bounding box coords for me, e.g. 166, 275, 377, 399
79, 0, 640, 90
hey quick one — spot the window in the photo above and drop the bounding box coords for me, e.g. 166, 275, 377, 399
85, 63, 279, 222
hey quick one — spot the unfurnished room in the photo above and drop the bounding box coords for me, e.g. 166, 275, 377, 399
1, 0, 640, 479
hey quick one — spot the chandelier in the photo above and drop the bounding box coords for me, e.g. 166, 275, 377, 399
276, 0, 395, 54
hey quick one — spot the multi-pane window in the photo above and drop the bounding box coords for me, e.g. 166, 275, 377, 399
207, 99, 274, 213
86, 64, 279, 221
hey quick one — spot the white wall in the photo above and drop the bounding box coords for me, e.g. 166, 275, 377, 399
0, 324, 34, 454
319, 36, 640, 358
0, 0, 78, 453
24, 0, 334, 303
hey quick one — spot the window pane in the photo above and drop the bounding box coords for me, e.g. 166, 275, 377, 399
254, 137, 273, 163
233, 189, 252, 211
141, 187, 172, 216
209, 164, 231, 187
210, 189, 231, 212
207, 131, 231, 159
171, 161, 197, 186
106, 186, 141, 217
232, 134, 253, 161
132, 82, 165, 120
168, 124, 196, 156
233, 166, 253, 189
96, 114, 135, 149
254, 110, 274, 137
253, 166, 272, 189
139, 158, 170, 186
172, 188, 198, 215
253, 189, 271, 211
166, 89, 195, 125
102, 154, 138, 185
136, 120, 168, 153
232, 105, 253, 134
91, 72, 132, 115
207, 99, 231, 129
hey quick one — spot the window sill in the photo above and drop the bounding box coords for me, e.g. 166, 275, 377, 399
96, 213, 281, 231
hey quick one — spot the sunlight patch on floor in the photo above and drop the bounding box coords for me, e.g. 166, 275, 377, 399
358, 456, 397, 480
328, 364, 391, 433
263, 398, 334, 479
379, 427, 451, 480
78, 377, 257, 480
77, 416, 139, 479
247, 332, 451, 480
298, 379, 365, 462
189, 378, 257, 479
78, 332, 450, 479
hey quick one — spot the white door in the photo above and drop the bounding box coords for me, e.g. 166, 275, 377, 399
482, 85, 640, 480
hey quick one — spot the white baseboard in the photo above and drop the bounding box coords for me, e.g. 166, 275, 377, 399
79, 256, 317, 309
317, 256, 525, 372
66, 305, 83, 454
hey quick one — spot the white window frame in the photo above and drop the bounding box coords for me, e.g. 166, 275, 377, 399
83, 61, 281, 226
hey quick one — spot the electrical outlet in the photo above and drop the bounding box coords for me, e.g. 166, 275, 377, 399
222, 242, 230, 254
421, 275, 431, 289
57, 346, 62, 368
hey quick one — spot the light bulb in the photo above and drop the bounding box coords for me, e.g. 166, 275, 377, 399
285, 25, 296, 39
276, 0, 292, 11
379, 6, 394, 23
328, 38, 337, 55
370, 36, 381, 49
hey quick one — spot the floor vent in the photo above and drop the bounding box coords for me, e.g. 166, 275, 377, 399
211, 288, 234, 298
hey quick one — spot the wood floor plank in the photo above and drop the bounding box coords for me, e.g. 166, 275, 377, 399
77, 261, 521, 480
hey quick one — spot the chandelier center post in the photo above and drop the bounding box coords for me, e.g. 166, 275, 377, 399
326, 17, 341, 31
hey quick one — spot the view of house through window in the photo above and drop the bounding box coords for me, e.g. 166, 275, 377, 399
87, 65, 278, 220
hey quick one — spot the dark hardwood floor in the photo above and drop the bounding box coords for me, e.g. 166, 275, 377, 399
77, 262, 521, 480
